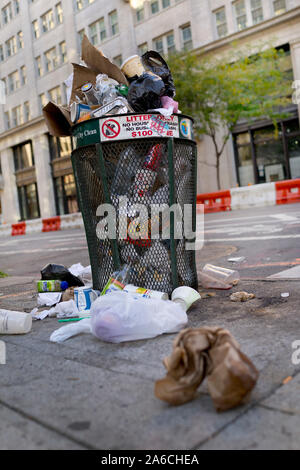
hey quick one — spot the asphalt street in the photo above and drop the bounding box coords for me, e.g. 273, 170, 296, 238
0, 203, 299, 450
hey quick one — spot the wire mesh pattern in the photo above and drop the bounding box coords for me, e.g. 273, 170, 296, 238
72, 136, 197, 294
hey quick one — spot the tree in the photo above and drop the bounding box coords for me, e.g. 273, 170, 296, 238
168, 45, 292, 189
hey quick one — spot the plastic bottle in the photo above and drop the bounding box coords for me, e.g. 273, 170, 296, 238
37, 280, 69, 292
0, 309, 32, 334
101, 265, 131, 295
131, 144, 163, 203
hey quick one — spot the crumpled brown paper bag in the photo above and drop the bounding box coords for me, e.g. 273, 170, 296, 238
154, 327, 259, 412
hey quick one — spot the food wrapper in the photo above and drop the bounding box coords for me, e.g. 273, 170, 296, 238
155, 327, 259, 412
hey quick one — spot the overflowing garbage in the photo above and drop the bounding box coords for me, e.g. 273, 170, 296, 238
42, 35, 179, 134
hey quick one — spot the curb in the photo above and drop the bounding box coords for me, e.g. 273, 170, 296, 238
197, 178, 300, 213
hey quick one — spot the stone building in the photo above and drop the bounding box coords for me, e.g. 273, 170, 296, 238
0, 0, 299, 223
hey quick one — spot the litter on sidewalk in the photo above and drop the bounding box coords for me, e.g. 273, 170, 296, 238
230, 291, 255, 302
198, 264, 239, 290
154, 327, 259, 412
0, 309, 32, 334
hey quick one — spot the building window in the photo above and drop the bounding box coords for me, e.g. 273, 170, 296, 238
151, 0, 159, 14
4, 111, 10, 130
41, 9, 55, 33
8, 70, 20, 93
138, 43, 148, 55
78, 29, 85, 48
215, 7, 228, 38
136, 5, 144, 22
113, 55, 122, 67
39, 93, 48, 110
162, 0, 170, 8
234, 132, 255, 186
20, 66, 27, 85
32, 20, 40, 39
13, 142, 34, 171
59, 41, 67, 63
166, 32, 175, 54
45, 47, 58, 72
36, 56, 43, 77
13, 0, 20, 15
18, 183, 40, 220
76, 0, 83, 10
234, 0, 247, 31
251, 0, 263, 24
76, 0, 94, 11
12, 105, 23, 127
0, 46, 4, 62
109, 10, 119, 36
181, 24, 193, 50
6, 36, 17, 57
89, 18, 106, 45
54, 174, 78, 215
2, 3, 13, 25
17, 31, 24, 49
49, 86, 62, 105
24, 102, 30, 122
273, 0, 286, 15
55, 2, 63, 24
154, 36, 164, 55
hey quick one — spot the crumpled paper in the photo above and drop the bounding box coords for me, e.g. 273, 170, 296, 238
154, 327, 259, 412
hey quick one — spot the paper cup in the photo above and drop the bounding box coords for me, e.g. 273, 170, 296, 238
121, 55, 145, 78
171, 287, 201, 312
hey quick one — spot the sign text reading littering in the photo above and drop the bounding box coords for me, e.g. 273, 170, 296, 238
100, 114, 191, 142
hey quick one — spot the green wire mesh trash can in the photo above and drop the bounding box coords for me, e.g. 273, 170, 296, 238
71, 112, 198, 295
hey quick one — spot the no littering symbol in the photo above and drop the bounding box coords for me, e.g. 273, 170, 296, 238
102, 119, 120, 139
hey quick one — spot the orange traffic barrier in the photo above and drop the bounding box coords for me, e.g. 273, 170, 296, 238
197, 190, 231, 213
275, 179, 300, 205
42, 216, 61, 232
11, 221, 26, 236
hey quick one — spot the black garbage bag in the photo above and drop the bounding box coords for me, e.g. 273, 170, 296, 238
127, 71, 165, 112
41, 263, 84, 287
142, 51, 175, 98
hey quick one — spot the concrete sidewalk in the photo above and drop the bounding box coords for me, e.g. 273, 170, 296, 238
0, 274, 300, 450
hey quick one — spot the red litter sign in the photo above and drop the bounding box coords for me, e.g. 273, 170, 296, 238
101, 119, 121, 139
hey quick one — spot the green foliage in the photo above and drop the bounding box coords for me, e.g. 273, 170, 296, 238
168, 43, 292, 188
0, 271, 8, 278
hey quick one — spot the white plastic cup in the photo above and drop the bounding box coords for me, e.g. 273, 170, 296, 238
171, 286, 201, 312
0, 309, 32, 334
121, 55, 145, 78
202, 264, 239, 285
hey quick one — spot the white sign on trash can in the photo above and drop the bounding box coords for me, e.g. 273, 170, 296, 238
99, 114, 193, 142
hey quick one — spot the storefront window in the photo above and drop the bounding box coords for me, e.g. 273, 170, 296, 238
49, 135, 72, 159
288, 137, 300, 178
254, 125, 287, 182
235, 132, 255, 186
18, 183, 40, 220
54, 174, 78, 215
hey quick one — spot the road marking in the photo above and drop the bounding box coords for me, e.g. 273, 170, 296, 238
270, 214, 299, 222
204, 210, 300, 225
242, 261, 300, 268
268, 265, 300, 279
202, 234, 300, 242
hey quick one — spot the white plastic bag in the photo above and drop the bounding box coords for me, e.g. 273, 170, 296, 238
90, 291, 188, 343
50, 318, 91, 343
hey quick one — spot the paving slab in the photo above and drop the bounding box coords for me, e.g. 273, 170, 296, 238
197, 405, 300, 450
0, 403, 85, 450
